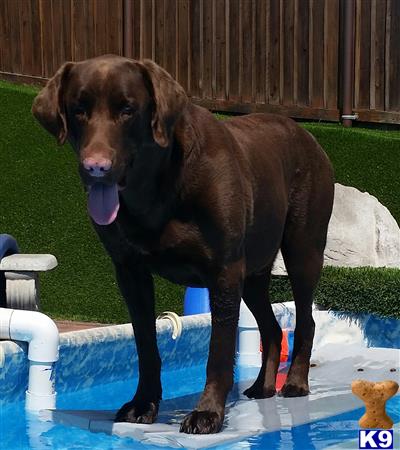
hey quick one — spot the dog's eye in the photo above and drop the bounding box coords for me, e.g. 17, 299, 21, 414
120, 105, 135, 117
73, 105, 86, 118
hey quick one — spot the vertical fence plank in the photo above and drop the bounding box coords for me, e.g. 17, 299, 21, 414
154, 0, 164, 64
354, 0, 361, 109
108, 0, 123, 55
371, 0, 386, 111
94, 0, 107, 56
86, 0, 96, 58
0, 0, 10, 71
8, 0, 22, 74
72, 0, 87, 61
20, 0, 34, 75
132, 0, 141, 59
282, 0, 294, 105
310, 0, 324, 107
388, 0, 400, 111
215, 0, 226, 100
228, 0, 239, 101
51, 0, 71, 70
384, 0, 391, 111
189, 0, 201, 97
164, 0, 176, 77
41, 0, 55, 77
241, 0, 253, 102
202, 0, 213, 99
355, 0, 371, 109
324, 0, 339, 109
254, 0, 266, 103
370, 0, 376, 110
293, 0, 298, 103
251, 0, 256, 102
141, 0, 153, 59
177, 0, 189, 90
296, 0, 309, 106
30, 0, 43, 76
268, 0, 281, 104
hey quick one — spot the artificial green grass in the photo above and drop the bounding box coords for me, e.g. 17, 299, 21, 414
301, 122, 400, 225
0, 80, 399, 323
270, 267, 400, 319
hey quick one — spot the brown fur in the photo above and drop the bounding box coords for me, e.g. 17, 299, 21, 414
32, 55, 334, 434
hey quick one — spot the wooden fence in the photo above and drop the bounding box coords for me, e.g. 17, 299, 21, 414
0, 0, 399, 124
353, 0, 400, 123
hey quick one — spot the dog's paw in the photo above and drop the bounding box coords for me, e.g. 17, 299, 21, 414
243, 383, 276, 399
180, 410, 223, 434
114, 399, 159, 424
279, 383, 309, 397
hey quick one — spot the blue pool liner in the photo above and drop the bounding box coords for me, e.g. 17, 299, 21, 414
0, 314, 211, 405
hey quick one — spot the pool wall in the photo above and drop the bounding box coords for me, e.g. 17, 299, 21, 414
0, 313, 211, 405
2, 302, 398, 408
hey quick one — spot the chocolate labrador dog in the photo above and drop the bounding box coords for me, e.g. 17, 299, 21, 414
32, 54, 334, 434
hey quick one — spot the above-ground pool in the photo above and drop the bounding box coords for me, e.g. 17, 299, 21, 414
1, 304, 399, 449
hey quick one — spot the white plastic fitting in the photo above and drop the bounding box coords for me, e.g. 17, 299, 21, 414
0, 307, 59, 411
236, 300, 262, 367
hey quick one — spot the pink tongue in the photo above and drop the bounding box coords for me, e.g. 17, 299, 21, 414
88, 183, 120, 225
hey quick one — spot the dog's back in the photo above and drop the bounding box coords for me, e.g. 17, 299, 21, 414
220, 113, 334, 274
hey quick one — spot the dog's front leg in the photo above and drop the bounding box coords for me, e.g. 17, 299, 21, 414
180, 260, 244, 434
113, 263, 162, 424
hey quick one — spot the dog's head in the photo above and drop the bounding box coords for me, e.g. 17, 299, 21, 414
32, 55, 188, 225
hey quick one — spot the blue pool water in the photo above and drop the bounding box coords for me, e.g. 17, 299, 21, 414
1, 363, 210, 450
2, 362, 399, 450
1, 311, 399, 449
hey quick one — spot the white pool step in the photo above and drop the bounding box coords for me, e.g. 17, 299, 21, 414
41, 345, 399, 449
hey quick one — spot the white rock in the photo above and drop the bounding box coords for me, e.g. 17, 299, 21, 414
272, 183, 400, 275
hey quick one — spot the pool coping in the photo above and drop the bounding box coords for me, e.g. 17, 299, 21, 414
55, 320, 111, 333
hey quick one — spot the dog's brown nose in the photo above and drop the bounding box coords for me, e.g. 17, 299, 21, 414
82, 156, 112, 177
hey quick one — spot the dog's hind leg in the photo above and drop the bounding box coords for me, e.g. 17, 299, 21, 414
279, 241, 321, 397
279, 179, 333, 397
243, 265, 283, 399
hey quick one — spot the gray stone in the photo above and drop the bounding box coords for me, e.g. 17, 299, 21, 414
272, 183, 400, 275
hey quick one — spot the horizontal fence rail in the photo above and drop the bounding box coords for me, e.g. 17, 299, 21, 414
0, 0, 399, 124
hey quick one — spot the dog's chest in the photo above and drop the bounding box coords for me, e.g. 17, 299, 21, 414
117, 218, 212, 285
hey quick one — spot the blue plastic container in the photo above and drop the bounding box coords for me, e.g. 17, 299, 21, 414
0, 234, 19, 307
0, 234, 19, 260
183, 287, 210, 315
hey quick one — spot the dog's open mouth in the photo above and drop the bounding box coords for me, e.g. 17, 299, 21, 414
88, 183, 120, 226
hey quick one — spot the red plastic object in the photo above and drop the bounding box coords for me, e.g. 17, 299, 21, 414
276, 372, 288, 391
260, 329, 293, 362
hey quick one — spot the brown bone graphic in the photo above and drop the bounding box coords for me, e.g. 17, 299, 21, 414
352, 380, 399, 429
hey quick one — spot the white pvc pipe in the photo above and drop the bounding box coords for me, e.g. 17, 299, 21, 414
236, 301, 262, 367
0, 307, 59, 411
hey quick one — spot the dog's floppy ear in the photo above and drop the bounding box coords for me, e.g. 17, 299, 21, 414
32, 62, 74, 145
140, 59, 188, 148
